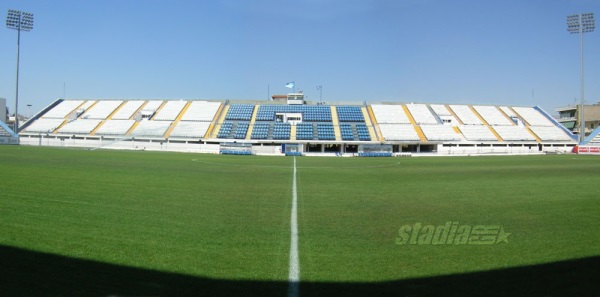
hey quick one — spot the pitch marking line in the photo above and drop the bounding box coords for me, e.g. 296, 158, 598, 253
288, 156, 300, 297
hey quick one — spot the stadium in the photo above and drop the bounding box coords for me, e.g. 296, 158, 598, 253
14, 95, 583, 155
1, 2, 600, 297
1, 95, 599, 297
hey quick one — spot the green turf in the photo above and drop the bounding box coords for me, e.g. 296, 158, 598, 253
296, 156, 600, 282
0, 146, 292, 281
0, 146, 599, 296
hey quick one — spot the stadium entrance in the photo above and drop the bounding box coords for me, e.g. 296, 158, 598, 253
282, 143, 303, 156
344, 144, 358, 153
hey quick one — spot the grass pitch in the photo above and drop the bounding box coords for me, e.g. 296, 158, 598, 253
0, 146, 599, 296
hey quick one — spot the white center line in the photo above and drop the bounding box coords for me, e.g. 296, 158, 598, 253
288, 157, 300, 297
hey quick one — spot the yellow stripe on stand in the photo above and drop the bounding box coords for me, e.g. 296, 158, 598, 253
246, 105, 260, 140
51, 119, 69, 134
149, 101, 167, 120
203, 103, 225, 138
509, 107, 530, 126
290, 124, 297, 141
163, 101, 192, 138
445, 105, 464, 125
105, 101, 126, 120
402, 105, 417, 125
129, 101, 148, 120
469, 105, 489, 125
496, 106, 516, 125
363, 106, 381, 141
125, 121, 140, 136
330, 106, 341, 141
414, 125, 427, 142
81, 101, 99, 118
209, 104, 231, 138
488, 127, 504, 142
526, 127, 542, 142
90, 121, 105, 136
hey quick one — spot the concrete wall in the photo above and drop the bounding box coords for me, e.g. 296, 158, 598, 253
18, 135, 575, 156
0, 137, 19, 145
252, 145, 283, 155
19, 136, 220, 154
435, 143, 573, 155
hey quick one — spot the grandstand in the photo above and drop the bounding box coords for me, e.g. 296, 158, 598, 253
18, 98, 577, 155
588, 134, 600, 145
449, 105, 483, 125
81, 100, 123, 120
94, 120, 136, 136
405, 103, 439, 125
111, 100, 145, 120
58, 119, 102, 135
0, 120, 19, 145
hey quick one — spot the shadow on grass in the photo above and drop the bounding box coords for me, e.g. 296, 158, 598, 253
0, 245, 598, 297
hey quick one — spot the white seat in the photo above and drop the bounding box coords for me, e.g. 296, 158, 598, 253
170, 122, 211, 138
42, 100, 84, 118
95, 120, 136, 136
430, 104, 452, 116
23, 118, 66, 133
111, 100, 145, 120
57, 119, 102, 134
81, 100, 123, 120
493, 126, 536, 141
529, 126, 573, 141
406, 104, 438, 124
459, 125, 497, 141
449, 105, 482, 125
130, 120, 172, 137
420, 125, 461, 141
371, 105, 410, 124
154, 101, 187, 121
378, 124, 420, 141
181, 101, 222, 122
512, 107, 554, 126
473, 105, 513, 126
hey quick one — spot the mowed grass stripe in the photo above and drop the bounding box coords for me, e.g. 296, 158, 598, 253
0, 146, 292, 281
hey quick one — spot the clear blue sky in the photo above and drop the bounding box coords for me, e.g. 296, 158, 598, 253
1, 0, 599, 115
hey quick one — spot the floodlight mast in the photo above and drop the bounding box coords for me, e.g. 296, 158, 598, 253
567, 13, 594, 144
6, 9, 34, 133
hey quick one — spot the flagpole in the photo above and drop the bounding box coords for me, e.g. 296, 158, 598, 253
286, 81, 296, 93
317, 85, 323, 104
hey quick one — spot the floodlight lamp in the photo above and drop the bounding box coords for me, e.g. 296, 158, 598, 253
567, 13, 596, 34
6, 10, 34, 31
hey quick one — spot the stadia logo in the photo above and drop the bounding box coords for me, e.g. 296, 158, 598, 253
395, 221, 511, 245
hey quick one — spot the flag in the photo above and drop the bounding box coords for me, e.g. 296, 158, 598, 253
316, 85, 322, 90
285, 82, 295, 89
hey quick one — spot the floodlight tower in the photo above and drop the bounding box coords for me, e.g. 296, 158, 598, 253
316, 85, 323, 104
567, 13, 594, 144
6, 9, 34, 133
